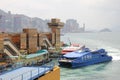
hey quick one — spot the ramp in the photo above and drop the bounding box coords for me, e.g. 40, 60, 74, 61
43, 37, 52, 47
4, 45, 18, 56
4, 39, 21, 56
4, 48, 13, 57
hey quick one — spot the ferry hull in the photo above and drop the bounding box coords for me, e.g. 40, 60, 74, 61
59, 56, 112, 68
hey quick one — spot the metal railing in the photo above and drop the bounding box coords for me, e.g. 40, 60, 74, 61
0, 62, 55, 80
0, 62, 24, 74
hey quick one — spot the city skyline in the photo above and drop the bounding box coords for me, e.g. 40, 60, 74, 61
0, 9, 85, 33
0, 0, 120, 31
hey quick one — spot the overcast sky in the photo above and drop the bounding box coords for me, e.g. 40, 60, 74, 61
0, 0, 120, 30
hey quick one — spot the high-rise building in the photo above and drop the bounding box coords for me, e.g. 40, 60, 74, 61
62, 19, 79, 33
62, 19, 85, 33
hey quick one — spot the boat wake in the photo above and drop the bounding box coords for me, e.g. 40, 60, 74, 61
86, 39, 120, 61
105, 47, 120, 61
80, 39, 120, 61
84, 40, 120, 61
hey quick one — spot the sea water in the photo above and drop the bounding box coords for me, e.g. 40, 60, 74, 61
60, 32, 120, 80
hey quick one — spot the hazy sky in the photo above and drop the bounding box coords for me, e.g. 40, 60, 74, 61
0, 0, 120, 30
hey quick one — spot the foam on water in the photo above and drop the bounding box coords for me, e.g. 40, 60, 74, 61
88, 40, 120, 61
78, 38, 120, 61
104, 46, 120, 61
83, 39, 120, 61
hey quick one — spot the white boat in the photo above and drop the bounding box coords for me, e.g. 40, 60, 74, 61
61, 43, 85, 55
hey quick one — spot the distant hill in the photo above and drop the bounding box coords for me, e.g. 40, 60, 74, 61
99, 28, 112, 32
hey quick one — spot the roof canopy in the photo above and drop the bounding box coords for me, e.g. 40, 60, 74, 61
26, 49, 48, 59
63, 51, 90, 58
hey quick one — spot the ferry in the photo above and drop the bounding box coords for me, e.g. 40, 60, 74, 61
61, 43, 85, 55
59, 48, 112, 68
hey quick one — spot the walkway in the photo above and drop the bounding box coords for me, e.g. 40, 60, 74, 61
0, 63, 54, 80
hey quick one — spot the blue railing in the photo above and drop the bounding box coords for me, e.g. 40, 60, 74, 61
0, 62, 55, 80
0, 62, 24, 75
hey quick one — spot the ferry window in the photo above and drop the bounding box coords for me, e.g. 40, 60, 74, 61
84, 56, 87, 60
102, 55, 105, 57
86, 55, 89, 59
90, 55, 92, 59
86, 56, 87, 60
87, 55, 90, 60
84, 56, 85, 60
68, 58, 76, 60
81, 57, 84, 61
94, 54, 99, 58
84, 55, 88, 60
86, 55, 91, 59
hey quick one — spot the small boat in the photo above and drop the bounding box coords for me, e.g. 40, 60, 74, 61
61, 43, 85, 55
59, 48, 112, 68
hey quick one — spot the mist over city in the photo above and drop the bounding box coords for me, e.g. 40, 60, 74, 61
0, 0, 120, 32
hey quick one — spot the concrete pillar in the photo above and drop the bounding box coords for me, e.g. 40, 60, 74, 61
23, 28, 38, 53
20, 33, 27, 49
0, 34, 4, 53
48, 19, 64, 50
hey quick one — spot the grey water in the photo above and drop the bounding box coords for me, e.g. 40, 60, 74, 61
60, 32, 120, 80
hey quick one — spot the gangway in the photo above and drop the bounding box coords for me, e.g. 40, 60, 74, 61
4, 47, 13, 57
43, 37, 52, 47
0, 63, 55, 80
4, 39, 22, 56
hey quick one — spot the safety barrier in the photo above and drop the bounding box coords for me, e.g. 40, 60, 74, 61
0, 62, 54, 80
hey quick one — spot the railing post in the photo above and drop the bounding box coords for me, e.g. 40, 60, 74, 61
44, 66, 46, 73
21, 74, 23, 80
30, 70, 32, 80
38, 67, 39, 76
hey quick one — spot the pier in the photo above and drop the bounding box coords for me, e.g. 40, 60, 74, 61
0, 63, 55, 80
